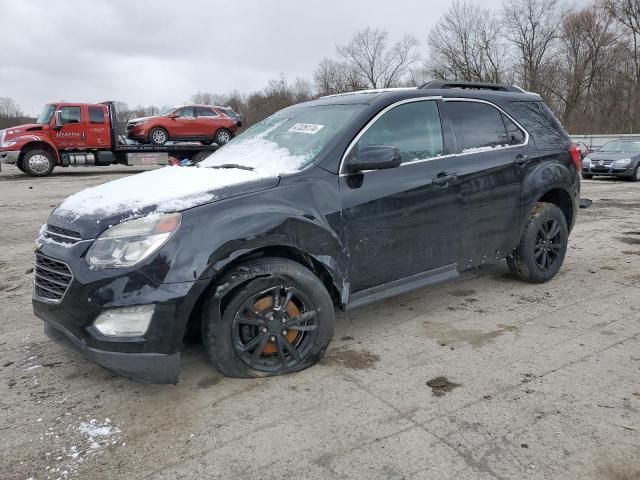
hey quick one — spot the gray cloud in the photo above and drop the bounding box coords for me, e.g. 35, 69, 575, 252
0, 0, 508, 115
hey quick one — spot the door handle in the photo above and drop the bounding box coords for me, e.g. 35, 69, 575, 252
433, 171, 457, 187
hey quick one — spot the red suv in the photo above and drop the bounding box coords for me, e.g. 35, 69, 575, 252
126, 105, 241, 146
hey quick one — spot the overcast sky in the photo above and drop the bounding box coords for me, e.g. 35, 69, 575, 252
2, 0, 512, 116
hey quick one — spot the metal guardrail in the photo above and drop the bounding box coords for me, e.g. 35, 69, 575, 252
570, 134, 640, 150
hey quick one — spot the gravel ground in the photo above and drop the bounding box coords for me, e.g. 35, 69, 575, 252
0, 164, 639, 480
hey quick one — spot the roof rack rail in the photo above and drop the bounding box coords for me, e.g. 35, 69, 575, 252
419, 81, 525, 93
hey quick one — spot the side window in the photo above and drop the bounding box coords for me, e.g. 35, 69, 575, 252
89, 107, 105, 123
60, 106, 81, 125
501, 113, 525, 145
357, 100, 444, 163
445, 101, 510, 152
177, 107, 194, 118
196, 107, 217, 117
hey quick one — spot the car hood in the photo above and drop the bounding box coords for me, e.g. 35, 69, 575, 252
587, 151, 640, 161
127, 116, 154, 124
48, 165, 280, 239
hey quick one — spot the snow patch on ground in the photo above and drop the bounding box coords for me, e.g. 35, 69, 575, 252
78, 418, 121, 450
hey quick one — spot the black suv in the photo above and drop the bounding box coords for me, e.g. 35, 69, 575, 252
33, 82, 581, 383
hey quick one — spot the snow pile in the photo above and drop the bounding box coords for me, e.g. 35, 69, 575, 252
78, 418, 120, 450
56, 136, 305, 219
200, 135, 307, 172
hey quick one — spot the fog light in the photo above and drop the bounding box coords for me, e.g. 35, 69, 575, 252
93, 305, 154, 337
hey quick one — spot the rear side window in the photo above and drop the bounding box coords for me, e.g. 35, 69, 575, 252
196, 107, 217, 117
89, 107, 105, 123
60, 106, 81, 125
502, 114, 525, 145
444, 101, 513, 152
357, 100, 444, 163
506, 101, 569, 150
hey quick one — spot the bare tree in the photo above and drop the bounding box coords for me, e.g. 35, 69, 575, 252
427, 1, 508, 83
313, 58, 366, 95
0, 97, 23, 118
337, 28, 419, 88
190, 91, 224, 105
502, 0, 562, 93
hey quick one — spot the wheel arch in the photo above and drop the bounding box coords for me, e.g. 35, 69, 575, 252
19, 141, 60, 164
183, 245, 345, 344
537, 188, 575, 231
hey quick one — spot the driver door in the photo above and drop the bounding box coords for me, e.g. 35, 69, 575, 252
172, 107, 196, 138
339, 99, 463, 294
53, 106, 87, 149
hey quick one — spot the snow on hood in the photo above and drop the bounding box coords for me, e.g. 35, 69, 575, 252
56, 137, 306, 219
127, 116, 153, 123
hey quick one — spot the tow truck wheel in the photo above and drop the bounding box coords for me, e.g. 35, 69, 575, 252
16, 159, 27, 173
22, 150, 55, 177
149, 127, 169, 145
214, 128, 232, 145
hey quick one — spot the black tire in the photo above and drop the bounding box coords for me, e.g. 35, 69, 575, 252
507, 202, 569, 283
202, 258, 335, 378
16, 159, 27, 173
148, 127, 169, 145
22, 150, 55, 177
201, 140, 213, 146
581, 173, 593, 180
214, 128, 232, 145
631, 165, 640, 182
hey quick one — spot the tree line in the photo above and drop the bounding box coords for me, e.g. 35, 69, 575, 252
1, 0, 638, 135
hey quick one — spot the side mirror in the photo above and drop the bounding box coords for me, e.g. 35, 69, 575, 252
346, 145, 402, 173
54, 111, 64, 129
168, 113, 179, 119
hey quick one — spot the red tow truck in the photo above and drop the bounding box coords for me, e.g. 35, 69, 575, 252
0, 101, 218, 176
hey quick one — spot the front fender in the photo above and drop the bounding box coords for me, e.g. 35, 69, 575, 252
138, 170, 347, 302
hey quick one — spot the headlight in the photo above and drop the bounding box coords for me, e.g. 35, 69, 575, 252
86, 212, 181, 268
93, 305, 155, 337
582, 157, 591, 166
614, 158, 632, 166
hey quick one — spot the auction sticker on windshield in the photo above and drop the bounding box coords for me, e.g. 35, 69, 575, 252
288, 123, 324, 134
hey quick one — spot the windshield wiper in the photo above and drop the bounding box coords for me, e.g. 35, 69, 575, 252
201, 163, 254, 171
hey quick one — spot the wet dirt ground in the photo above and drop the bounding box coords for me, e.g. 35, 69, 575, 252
0, 165, 639, 479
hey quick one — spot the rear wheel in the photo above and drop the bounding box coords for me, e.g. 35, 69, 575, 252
214, 128, 232, 145
581, 173, 593, 180
22, 150, 55, 177
507, 202, 568, 283
202, 258, 335, 378
149, 127, 169, 145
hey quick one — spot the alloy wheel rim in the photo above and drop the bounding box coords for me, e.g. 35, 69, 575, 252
28, 154, 50, 174
232, 286, 318, 372
218, 131, 230, 143
534, 219, 562, 271
152, 130, 166, 143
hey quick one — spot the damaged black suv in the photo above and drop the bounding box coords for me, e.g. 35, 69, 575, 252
33, 81, 581, 383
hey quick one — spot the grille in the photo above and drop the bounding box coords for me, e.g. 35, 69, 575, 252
595, 159, 614, 166
43, 224, 82, 245
34, 253, 73, 303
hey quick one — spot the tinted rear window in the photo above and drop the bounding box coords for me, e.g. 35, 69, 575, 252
89, 107, 104, 123
506, 101, 569, 150
444, 101, 510, 152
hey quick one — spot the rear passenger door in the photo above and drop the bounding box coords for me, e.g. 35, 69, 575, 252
195, 107, 219, 138
340, 99, 463, 293
441, 99, 528, 268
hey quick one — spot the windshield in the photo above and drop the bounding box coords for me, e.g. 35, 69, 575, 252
159, 106, 175, 116
36, 104, 55, 124
600, 140, 640, 153
200, 104, 364, 173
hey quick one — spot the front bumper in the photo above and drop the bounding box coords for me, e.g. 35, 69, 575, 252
0, 150, 20, 164
43, 321, 180, 383
582, 165, 635, 177
32, 242, 208, 384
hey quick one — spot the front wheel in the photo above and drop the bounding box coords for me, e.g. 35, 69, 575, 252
631, 165, 640, 182
22, 150, 55, 177
202, 258, 335, 378
507, 202, 569, 283
149, 127, 169, 145
214, 128, 232, 145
